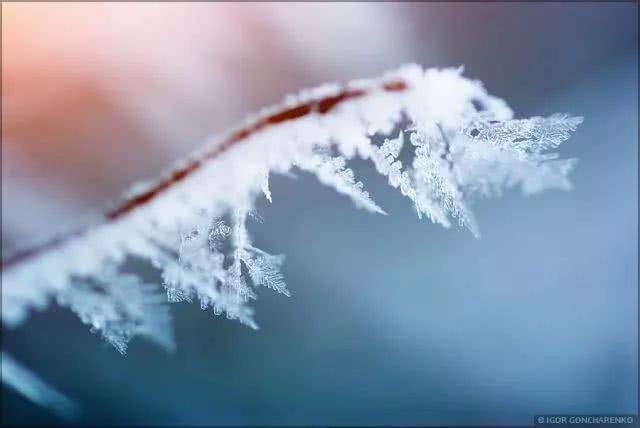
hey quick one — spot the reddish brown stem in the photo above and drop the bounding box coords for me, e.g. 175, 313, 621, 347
2, 80, 408, 270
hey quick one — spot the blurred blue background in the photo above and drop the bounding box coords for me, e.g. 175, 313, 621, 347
2, 2, 638, 425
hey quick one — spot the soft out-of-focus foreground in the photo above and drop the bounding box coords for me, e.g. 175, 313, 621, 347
2, 2, 637, 425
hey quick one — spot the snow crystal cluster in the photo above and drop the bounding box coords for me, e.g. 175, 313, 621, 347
159, 209, 289, 330
56, 267, 175, 354
1, 65, 581, 412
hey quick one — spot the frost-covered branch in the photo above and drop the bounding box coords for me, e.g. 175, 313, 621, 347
1, 64, 581, 417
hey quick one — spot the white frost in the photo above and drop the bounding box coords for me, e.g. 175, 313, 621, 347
57, 267, 175, 354
297, 151, 386, 214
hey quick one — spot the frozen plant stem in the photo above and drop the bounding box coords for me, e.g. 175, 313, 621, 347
2, 80, 408, 270
1, 64, 582, 417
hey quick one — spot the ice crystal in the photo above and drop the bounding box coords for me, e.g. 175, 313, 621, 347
297, 151, 385, 214
57, 267, 175, 354
463, 113, 583, 157
159, 207, 288, 330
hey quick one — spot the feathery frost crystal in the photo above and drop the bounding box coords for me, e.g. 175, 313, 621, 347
1, 65, 582, 414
